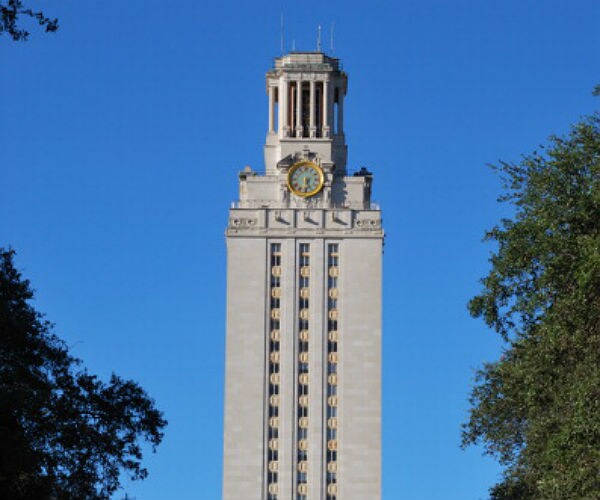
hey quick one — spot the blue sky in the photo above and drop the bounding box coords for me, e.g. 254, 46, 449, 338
1, 1, 598, 499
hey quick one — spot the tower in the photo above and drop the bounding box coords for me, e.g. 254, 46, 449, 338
223, 52, 383, 500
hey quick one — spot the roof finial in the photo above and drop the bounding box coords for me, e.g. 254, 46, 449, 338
317, 25, 322, 52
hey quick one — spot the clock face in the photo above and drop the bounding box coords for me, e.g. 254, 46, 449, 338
287, 161, 324, 198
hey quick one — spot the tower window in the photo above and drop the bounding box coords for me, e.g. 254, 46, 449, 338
301, 84, 310, 137
325, 243, 340, 499
274, 87, 279, 134
266, 243, 281, 499
316, 83, 323, 137
296, 243, 310, 500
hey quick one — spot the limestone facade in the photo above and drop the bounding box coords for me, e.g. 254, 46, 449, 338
223, 52, 382, 500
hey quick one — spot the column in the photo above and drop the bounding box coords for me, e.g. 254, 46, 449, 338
322, 80, 330, 138
309, 80, 316, 138
279, 78, 289, 138
268, 85, 275, 134
296, 79, 302, 138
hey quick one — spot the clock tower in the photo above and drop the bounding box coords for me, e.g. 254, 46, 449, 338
223, 52, 383, 500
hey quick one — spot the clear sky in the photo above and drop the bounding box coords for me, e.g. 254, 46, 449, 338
1, 1, 598, 499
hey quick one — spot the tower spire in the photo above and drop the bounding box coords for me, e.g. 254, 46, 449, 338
280, 14, 284, 55
330, 22, 335, 54
317, 25, 322, 52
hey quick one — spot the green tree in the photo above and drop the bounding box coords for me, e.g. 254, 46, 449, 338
0, 249, 167, 499
462, 110, 600, 499
1, 0, 57, 41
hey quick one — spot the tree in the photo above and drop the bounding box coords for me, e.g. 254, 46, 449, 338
0, 249, 167, 499
1, 0, 57, 41
462, 110, 600, 498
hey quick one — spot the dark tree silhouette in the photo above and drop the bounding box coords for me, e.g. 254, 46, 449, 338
1, 0, 58, 41
0, 248, 167, 499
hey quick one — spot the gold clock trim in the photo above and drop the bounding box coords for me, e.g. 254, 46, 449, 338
287, 160, 324, 198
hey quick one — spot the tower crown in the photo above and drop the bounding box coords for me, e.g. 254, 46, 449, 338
273, 52, 341, 71
264, 52, 347, 175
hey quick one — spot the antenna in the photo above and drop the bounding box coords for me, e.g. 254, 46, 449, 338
317, 25, 322, 52
330, 22, 335, 54
292, 39, 296, 51
280, 14, 284, 55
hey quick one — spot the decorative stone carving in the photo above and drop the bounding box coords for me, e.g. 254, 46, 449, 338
229, 217, 258, 228
355, 218, 381, 229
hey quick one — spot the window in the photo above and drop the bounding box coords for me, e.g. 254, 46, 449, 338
325, 243, 340, 499
266, 243, 281, 500
296, 243, 310, 500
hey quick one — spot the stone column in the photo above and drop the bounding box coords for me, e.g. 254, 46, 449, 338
323, 80, 330, 138
309, 80, 316, 138
279, 78, 289, 138
268, 85, 275, 134
296, 79, 303, 137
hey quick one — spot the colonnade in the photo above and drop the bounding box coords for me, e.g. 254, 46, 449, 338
268, 78, 344, 139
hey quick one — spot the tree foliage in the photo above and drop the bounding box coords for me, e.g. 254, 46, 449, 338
0, 249, 167, 499
1, 0, 57, 41
462, 112, 600, 499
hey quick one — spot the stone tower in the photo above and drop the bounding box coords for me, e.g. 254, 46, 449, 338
223, 52, 383, 500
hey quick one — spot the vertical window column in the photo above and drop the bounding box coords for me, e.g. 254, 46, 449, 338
267, 243, 282, 500
297, 243, 310, 499
325, 244, 339, 500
